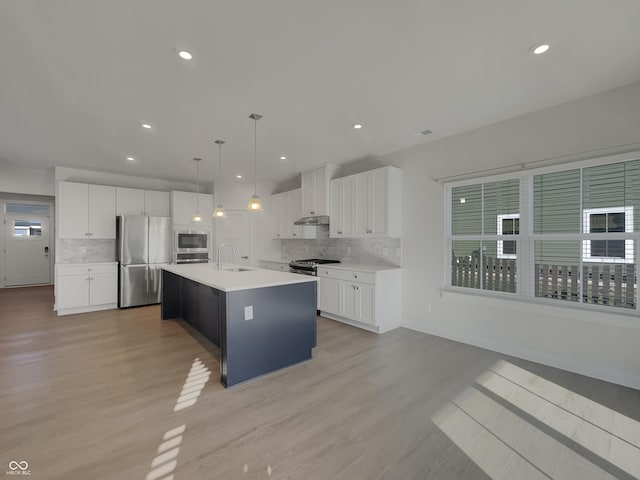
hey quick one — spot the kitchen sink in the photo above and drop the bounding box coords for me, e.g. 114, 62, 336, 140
223, 267, 254, 272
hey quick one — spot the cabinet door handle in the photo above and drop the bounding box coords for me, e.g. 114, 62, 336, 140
86, 277, 90, 281
276, 234, 281, 237
292, 233, 297, 236
337, 231, 342, 234
310, 211, 315, 215
354, 274, 358, 278
241, 256, 249, 259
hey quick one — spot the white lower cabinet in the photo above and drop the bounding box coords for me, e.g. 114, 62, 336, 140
317, 265, 401, 333
56, 263, 118, 316
318, 277, 341, 313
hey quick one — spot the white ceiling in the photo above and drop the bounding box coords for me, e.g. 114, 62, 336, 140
1, 0, 640, 187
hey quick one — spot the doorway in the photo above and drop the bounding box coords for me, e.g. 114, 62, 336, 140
2, 201, 52, 287
215, 211, 251, 266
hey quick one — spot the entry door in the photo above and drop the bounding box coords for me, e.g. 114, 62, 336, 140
216, 211, 251, 266
4, 216, 51, 286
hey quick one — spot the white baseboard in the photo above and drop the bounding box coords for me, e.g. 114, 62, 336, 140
57, 303, 117, 317
402, 321, 640, 391
319, 312, 381, 334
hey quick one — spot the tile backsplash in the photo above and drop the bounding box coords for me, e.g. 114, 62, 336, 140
57, 239, 117, 263
281, 228, 401, 266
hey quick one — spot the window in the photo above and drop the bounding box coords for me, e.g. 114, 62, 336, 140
582, 207, 633, 263
5, 203, 49, 216
497, 214, 519, 258
451, 179, 519, 293
449, 155, 640, 311
13, 219, 42, 236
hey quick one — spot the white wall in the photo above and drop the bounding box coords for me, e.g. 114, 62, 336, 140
389, 80, 640, 389
0, 162, 54, 196
55, 166, 198, 192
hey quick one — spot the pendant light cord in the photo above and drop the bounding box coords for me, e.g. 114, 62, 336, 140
195, 158, 200, 212
218, 142, 222, 204
254, 117, 258, 196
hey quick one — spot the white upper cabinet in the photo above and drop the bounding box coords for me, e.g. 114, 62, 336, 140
330, 175, 356, 237
144, 190, 170, 217
116, 187, 170, 217
301, 164, 337, 217
58, 182, 116, 239
116, 187, 144, 215
171, 191, 213, 226
272, 188, 314, 239
58, 181, 89, 238
272, 191, 286, 239
330, 166, 402, 238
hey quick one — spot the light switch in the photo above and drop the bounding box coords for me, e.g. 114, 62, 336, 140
244, 306, 253, 321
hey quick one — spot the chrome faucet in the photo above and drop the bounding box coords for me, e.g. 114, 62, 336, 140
217, 243, 237, 270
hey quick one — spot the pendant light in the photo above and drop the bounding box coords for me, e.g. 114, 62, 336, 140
213, 140, 226, 218
247, 113, 264, 211
192, 157, 203, 222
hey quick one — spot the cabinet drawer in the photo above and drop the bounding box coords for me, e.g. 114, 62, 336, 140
316, 268, 342, 279
57, 265, 92, 276
90, 264, 117, 275
260, 261, 290, 272
341, 270, 376, 284
57, 263, 117, 276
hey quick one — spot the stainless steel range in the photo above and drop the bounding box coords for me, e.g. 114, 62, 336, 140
289, 258, 341, 275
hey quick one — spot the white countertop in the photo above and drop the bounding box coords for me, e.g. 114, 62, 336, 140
162, 263, 316, 292
318, 263, 402, 272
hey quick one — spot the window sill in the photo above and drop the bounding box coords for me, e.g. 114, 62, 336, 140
440, 287, 640, 330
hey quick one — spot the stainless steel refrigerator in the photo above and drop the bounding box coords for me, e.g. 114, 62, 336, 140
117, 215, 172, 308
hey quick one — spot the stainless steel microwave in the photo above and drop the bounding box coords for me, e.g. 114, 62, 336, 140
174, 230, 209, 253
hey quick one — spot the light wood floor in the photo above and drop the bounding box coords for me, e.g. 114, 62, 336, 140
1, 286, 639, 480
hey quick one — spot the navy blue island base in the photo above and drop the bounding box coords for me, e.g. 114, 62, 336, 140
161, 270, 317, 387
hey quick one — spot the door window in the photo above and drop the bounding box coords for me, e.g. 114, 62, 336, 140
13, 219, 42, 237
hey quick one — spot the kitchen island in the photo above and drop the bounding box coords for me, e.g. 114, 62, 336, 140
161, 263, 317, 387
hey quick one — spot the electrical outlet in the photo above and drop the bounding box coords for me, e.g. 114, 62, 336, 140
244, 306, 253, 321
383, 247, 389, 256
395, 247, 401, 257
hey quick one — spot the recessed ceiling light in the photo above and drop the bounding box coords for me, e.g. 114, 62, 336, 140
141, 123, 152, 129
178, 50, 193, 60
126, 156, 135, 161
531, 43, 550, 55
460, 198, 466, 204
280, 156, 287, 160
236, 174, 242, 179
353, 124, 363, 129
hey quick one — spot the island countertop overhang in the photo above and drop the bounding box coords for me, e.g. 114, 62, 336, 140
161, 263, 316, 292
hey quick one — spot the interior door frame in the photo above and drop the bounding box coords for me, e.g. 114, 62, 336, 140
0, 197, 55, 288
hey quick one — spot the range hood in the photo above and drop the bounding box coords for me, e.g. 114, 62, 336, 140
294, 215, 329, 226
